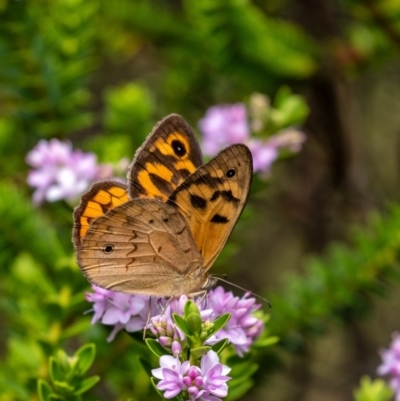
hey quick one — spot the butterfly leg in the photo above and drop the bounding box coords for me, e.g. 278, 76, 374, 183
142, 297, 153, 340
160, 296, 175, 316
196, 290, 208, 309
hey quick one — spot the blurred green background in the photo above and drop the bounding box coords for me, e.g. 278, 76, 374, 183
1, 0, 400, 400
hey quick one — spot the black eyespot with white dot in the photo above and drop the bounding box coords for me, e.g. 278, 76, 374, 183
171, 139, 186, 157
226, 168, 236, 178
149, 219, 154, 224
103, 244, 114, 254
164, 218, 169, 223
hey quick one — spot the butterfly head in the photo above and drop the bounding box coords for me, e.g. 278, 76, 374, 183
182, 272, 218, 298
202, 276, 218, 291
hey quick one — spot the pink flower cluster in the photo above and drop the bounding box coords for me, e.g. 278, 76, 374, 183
86, 285, 263, 401
199, 104, 249, 157
85, 286, 264, 355
85, 286, 152, 342
206, 287, 264, 356
377, 333, 400, 399
198, 103, 305, 174
150, 295, 214, 347
152, 351, 231, 401
26, 139, 112, 204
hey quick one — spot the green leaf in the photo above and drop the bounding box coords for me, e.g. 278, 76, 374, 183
37, 379, 53, 401
138, 357, 154, 378
226, 379, 254, 401
271, 86, 310, 128
211, 338, 229, 355
151, 377, 166, 401
49, 357, 63, 383
73, 376, 100, 395
253, 336, 279, 348
0, 182, 65, 268
74, 343, 96, 375
103, 82, 155, 151
228, 359, 259, 385
353, 376, 393, 401
60, 319, 92, 340
145, 338, 169, 358
190, 346, 211, 359
210, 314, 231, 335
55, 349, 71, 374
183, 299, 193, 318
172, 313, 191, 336
185, 0, 318, 79
52, 380, 74, 394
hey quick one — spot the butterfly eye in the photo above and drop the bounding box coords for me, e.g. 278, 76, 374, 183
103, 244, 114, 254
226, 168, 236, 178
171, 139, 186, 157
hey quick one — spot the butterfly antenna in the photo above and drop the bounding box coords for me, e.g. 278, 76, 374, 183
213, 276, 271, 308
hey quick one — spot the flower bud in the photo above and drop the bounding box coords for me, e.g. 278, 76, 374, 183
186, 313, 202, 334
171, 341, 182, 356
166, 321, 175, 337
188, 386, 199, 397
183, 376, 192, 387
159, 336, 172, 347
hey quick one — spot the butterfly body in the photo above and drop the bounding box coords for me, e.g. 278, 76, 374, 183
73, 114, 252, 298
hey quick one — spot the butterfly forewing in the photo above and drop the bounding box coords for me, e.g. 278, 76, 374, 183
73, 180, 129, 249
168, 144, 253, 270
77, 198, 205, 296
128, 114, 204, 201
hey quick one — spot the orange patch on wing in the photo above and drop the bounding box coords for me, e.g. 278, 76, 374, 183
137, 168, 168, 201
79, 186, 129, 239
175, 160, 196, 174
146, 163, 174, 182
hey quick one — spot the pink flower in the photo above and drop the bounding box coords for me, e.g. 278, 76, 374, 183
201, 351, 231, 399
198, 104, 250, 156
152, 295, 213, 327
248, 128, 306, 174
26, 139, 112, 204
247, 140, 278, 173
152, 355, 190, 399
101, 292, 146, 325
85, 286, 113, 324
267, 127, 306, 152
206, 287, 264, 356
85, 285, 151, 342
152, 351, 231, 401
198, 103, 306, 175
377, 333, 400, 400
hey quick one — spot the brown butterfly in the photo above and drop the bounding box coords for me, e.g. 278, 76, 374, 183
73, 114, 252, 297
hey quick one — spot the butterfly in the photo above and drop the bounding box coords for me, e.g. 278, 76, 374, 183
73, 114, 253, 298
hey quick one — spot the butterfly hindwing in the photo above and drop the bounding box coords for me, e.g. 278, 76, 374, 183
168, 144, 253, 270
73, 180, 129, 249
77, 198, 205, 296
127, 114, 204, 201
